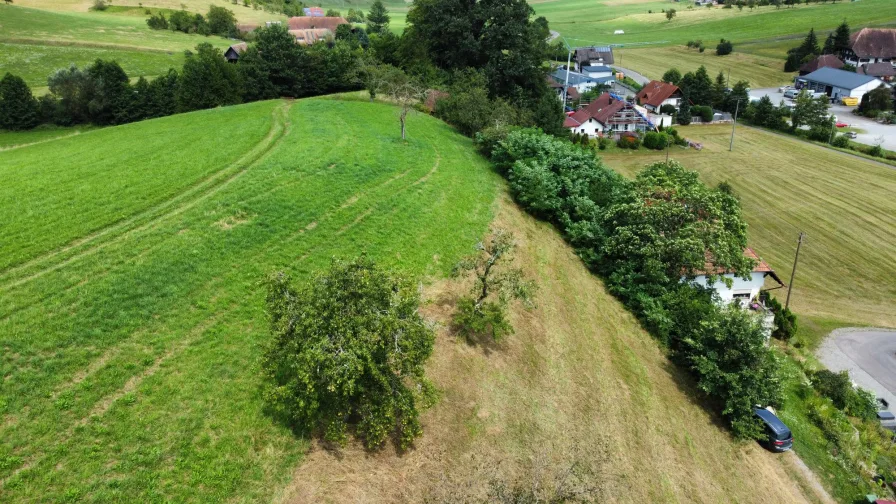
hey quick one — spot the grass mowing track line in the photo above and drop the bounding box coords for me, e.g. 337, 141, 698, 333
0, 103, 292, 288
0, 97, 499, 502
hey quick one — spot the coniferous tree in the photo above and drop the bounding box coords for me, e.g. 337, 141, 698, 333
832, 21, 851, 56
822, 33, 835, 55
366, 0, 390, 34
0, 73, 40, 130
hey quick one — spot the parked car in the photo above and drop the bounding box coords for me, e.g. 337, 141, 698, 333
754, 408, 793, 452
783, 89, 800, 99
779, 85, 793, 93
845, 132, 858, 139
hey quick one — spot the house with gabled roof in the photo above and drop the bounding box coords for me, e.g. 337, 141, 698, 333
287, 16, 348, 32
858, 62, 896, 82
799, 54, 844, 76
573, 46, 614, 72
844, 28, 896, 68
688, 247, 786, 337
635, 80, 682, 112
563, 92, 652, 138
550, 68, 614, 95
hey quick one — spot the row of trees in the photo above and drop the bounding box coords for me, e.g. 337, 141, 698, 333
147, 5, 239, 38
477, 128, 781, 438
784, 22, 851, 72
660, 65, 749, 125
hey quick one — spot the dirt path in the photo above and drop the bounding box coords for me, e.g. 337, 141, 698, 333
784, 452, 838, 504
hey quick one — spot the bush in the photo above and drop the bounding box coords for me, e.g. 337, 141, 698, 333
659, 104, 677, 115
716, 39, 734, 56
261, 256, 436, 450
0, 73, 41, 130
597, 136, 611, 150
696, 105, 714, 123
642, 131, 671, 150
766, 296, 797, 340
146, 13, 169, 30
616, 134, 640, 149
91, 0, 108, 11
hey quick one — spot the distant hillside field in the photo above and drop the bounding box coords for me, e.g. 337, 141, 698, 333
0, 6, 231, 89
602, 125, 896, 339
0, 97, 499, 502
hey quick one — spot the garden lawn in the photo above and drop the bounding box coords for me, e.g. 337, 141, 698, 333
601, 125, 896, 341
0, 96, 499, 502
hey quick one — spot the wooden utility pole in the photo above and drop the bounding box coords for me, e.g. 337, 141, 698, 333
784, 232, 805, 311
728, 99, 741, 152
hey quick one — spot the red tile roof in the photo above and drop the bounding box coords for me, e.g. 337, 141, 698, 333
849, 28, 896, 59
800, 54, 844, 74
859, 62, 896, 77
287, 16, 348, 31
696, 248, 784, 286
636, 80, 681, 108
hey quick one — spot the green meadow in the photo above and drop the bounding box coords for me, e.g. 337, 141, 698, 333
0, 6, 230, 88
0, 97, 499, 502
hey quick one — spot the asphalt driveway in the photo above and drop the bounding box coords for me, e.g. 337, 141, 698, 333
752, 87, 896, 150
817, 328, 896, 407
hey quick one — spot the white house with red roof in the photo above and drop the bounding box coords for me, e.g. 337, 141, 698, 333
635, 80, 683, 113
563, 93, 652, 138
689, 248, 785, 305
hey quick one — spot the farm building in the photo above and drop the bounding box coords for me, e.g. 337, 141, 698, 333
563, 92, 652, 138
224, 43, 248, 63
289, 28, 334, 45
635, 80, 682, 112
287, 16, 348, 32
799, 55, 844, 76
843, 28, 896, 68
796, 67, 886, 102
303, 6, 325, 16
689, 248, 785, 305
573, 46, 614, 71
858, 62, 896, 82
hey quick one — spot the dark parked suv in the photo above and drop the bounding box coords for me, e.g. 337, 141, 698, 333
754, 408, 793, 452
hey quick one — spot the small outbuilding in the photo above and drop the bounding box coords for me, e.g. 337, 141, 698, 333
224, 42, 248, 63
797, 67, 887, 102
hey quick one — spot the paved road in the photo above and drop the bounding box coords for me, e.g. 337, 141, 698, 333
752, 87, 896, 151
817, 328, 896, 407
611, 65, 650, 85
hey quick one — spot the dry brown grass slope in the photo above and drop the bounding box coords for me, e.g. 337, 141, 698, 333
274, 194, 826, 504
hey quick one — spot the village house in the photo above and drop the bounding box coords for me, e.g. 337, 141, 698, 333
550, 68, 614, 95
563, 92, 652, 138
843, 28, 896, 68
224, 42, 248, 63
635, 80, 682, 112
285, 16, 348, 43
573, 46, 614, 72
580, 65, 614, 79
688, 248, 785, 338
798, 54, 844, 76
858, 62, 896, 83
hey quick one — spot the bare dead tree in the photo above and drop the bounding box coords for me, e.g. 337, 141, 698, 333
380, 67, 427, 140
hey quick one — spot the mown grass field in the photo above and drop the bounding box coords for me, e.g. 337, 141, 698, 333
12, 0, 286, 24
0, 97, 500, 502
280, 194, 827, 504
0, 95, 829, 503
601, 125, 896, 338
0, 125, 94, 149
617, 44, 794, 88
0, 6, 231, 88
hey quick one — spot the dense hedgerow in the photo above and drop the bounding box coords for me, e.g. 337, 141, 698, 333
477, 128, 783, 438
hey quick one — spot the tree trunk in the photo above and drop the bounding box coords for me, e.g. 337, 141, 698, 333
400, 109, 407, 140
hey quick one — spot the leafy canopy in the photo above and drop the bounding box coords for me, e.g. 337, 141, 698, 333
261, 256, 435, 450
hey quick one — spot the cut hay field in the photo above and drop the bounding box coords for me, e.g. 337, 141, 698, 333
0, 96, 825, 503
536, 0, 896, 47
280, 194, 828, 504
0, 97, 499, 502
617, 44, 793, 88
600, 125, 896, 341
11, 0, 286, 24
0, 6, 230, 88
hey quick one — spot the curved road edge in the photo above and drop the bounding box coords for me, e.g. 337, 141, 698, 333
816, 327, 896, 407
